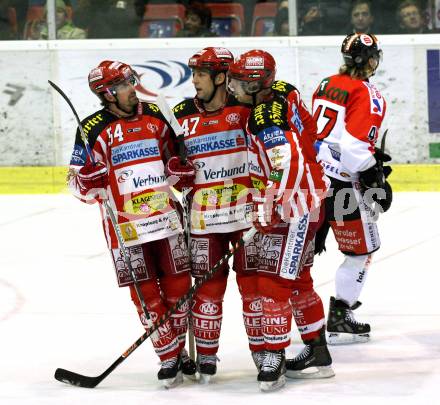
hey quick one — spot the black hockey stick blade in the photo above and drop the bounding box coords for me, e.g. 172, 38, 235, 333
54, 368, 102, 388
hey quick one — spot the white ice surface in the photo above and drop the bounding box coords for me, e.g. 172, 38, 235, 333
1, 193, 439, 405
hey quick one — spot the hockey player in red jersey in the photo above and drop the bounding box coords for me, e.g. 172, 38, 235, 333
227, 50, 334, 391
67, 60, 195, 388
312, 33, 392, 344
165, 47, 262, 383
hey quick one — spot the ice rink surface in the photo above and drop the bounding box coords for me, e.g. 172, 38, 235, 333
1, 192, 439, 405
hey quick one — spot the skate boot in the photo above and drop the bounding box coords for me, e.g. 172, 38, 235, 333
196, 354, 219, 384
180, 348, 197, 380
257, 349, 286, 392
286, 328, 335, 379
327, 296, 371, 345
157, 355, 183, 388
251, 350, 266, 372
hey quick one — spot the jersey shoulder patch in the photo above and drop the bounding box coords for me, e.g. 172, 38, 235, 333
142, 102, 168, 121
248, 98, 290, 134
271, 80, 298, 97
77, 109, 115, 148
172, 99, 197, 118
361, 81, 385, 117
71, 109, 114, 166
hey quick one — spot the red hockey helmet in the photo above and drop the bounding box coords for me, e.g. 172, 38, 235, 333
188, 47, 233, 73
88, 60, 138, 98
228, 50, 276, 94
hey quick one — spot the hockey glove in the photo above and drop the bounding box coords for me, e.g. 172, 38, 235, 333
372, 180, 393, 213
359, 158, 392, 189
252, 195, 282, 234
165, 156, 196, 191
374, 147, 392, 163
77, 161, 109, 194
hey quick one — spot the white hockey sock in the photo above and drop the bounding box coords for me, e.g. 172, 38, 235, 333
335, 254, 373, 307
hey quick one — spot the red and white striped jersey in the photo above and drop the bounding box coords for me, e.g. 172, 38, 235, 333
173, 96, 252, 234
68, 102, 183, 249
247, 81, 329, 220
312, 73, 387, 181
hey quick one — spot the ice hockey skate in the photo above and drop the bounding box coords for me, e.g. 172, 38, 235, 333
252, 350, 266, 372
286, 328, 334, 379
157, 356, 183, 389
327, 296, 371, 345
180, 348, 197, 380
257, 349, 286, 392
196, 354, 218, 384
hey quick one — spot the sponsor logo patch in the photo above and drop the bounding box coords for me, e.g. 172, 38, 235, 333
185, 131, 244, 156
111, 140, 160, 166
245, 56, 264, 70
200, 302, 219, 315
70, 144, 87, 165
360, 34, 373, 46
363, 82, 384, 116
258, 126, 287, 148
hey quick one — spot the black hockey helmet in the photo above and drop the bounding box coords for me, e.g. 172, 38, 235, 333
341, 33, 382, 67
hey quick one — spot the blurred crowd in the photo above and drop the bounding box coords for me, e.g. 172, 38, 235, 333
0, 0, 438, 40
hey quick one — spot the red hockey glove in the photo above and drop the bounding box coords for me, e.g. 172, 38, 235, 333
165, 156, 196, 191
252, 195, 282, 234
77, 161, 109, 194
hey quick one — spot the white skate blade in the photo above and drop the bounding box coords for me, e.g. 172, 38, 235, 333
259, 375, 286, 392
327, 332, 370, 345
286, 366, 335, 379
198, 373, 212, 385
162, 371, 183, 389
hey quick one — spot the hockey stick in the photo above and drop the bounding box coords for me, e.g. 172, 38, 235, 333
156, 94, 195, 361
377, 129, 388, 188
54, 226, 257, 388
48, 80, 157, 335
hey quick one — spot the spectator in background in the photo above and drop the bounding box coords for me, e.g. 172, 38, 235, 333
176, 2, 216, 37
0, 0, 16, 40
396, 0, 427, 33
92, 0, 138, 38
298, 0, 350, 35
29, 0, 86, 39
273, 6, 289, 36
349, 0, 375, 33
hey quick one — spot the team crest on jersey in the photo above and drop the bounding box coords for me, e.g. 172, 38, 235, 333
226, 112, 240, 124
363, 82, 384, 116
147, 123, 158, 133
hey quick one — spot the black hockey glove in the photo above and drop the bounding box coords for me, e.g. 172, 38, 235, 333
359, 151, 392, 189
359, 165, 393, 213
372, 180, 393, 212
374, 147, 392, 163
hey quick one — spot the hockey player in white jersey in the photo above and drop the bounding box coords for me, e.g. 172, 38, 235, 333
312, 33, 392, 344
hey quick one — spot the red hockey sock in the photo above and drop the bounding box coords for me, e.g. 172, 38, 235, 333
129, 280, 180, 361
236, 273, 263, 352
